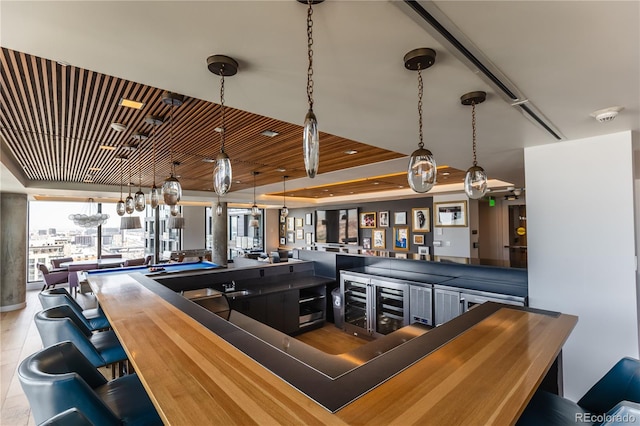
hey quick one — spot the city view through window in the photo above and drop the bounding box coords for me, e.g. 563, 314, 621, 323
28, 201, 146, 282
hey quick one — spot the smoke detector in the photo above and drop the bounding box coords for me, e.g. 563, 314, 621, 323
590, 106, 624, 123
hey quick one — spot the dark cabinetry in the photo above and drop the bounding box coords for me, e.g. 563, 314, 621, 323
229, 296, 267, 324
266, 291, 299, 335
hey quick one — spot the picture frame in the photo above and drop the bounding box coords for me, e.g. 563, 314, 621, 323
287, 231, 295, 244
393, 226, 409, 251
296, 229, 304, 240
279, 223, 286, 237
362, 237, 371, 249
379, 211, 390, 227
418, 246, 430, 255
279, 237, 286, 245
305, 213, 313, 226
413, 234, 425, 245
280, 214, 286, 223
372, 229, 386, 249
287, 217, 295, 231
434, 200, 468, 227
394, 211, 407, 225
360, 212, 376, 228
305, 232, 313, 246
412, 208, 431, 232
295, 217, 304, 228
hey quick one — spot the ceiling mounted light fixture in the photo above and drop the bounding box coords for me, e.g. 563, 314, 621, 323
207, 54, 238, 197
281, 175, 289, 218
461, 91, 489, 200
68, 198, 109, 228
299, 0, 323, 178
161, 92, 184, 206
251, 171, 260, 217
145, 115, 164, 209
125, 155, 135, 215
404, 48, 437, 193
116, 156, 126, 216
132, 132, 148, 211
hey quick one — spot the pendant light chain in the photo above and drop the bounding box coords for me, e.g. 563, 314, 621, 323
417, 65, 424, 149
169, 103, 175, 174
128, 156, 132, 197
137, 145, 142, 190
471, 101, 478, 167
119, 158, 124, 197
220, 71, 226, 152
283, 176, 286, 206
151, 125, 156, 187
306, 0, 314, 110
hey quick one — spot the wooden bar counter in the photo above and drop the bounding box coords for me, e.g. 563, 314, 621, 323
89, 271, 577, 426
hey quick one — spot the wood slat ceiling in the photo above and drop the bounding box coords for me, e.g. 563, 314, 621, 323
0, 48, 406, 195
268, 166, 467, 199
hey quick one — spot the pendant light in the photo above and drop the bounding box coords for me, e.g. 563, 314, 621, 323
132, 132, 148, 211
170, 203, 180, 217
299, 0, 323, 178
404, 48, 437, 193
161, 91, 184, 206
116, 156, 126, 216
145, 115, 164, 209
216, 196, 223, 216
207, 55, 238, 197
250, 171, 260, 217
125, 155, 135, 214
461, 91, 489, 200
281, 175, 289, 218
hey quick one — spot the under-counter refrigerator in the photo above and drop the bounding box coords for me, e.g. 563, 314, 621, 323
340, 272, 410, 338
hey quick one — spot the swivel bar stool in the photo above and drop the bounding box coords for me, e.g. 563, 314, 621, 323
39, 288, 109, 331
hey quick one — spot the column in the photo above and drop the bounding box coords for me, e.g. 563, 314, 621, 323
1, 192, 27, 311
211, 201, 228, 266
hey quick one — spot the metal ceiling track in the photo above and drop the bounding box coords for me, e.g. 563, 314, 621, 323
399, 0, 565, 141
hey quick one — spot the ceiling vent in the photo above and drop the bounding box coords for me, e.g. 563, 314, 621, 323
590, 106, 624, 123
397, 0, 565, 141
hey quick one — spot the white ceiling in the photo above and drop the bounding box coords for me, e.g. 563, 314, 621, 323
1, 0, 638, 205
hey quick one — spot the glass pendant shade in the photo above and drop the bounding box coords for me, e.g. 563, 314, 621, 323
213, 152, 232, 196
464, 165, 488, 200
281, 206, 289, 218
216, 202, 223, 216
407, 147, 437, 193
125, 195, 135, 214
162, 175, 182, 206
116, 200, 126, 216
134, 190, 146, 211
170, 204, 180, 217
303, 110, 319, 178
150, 186, 160, 209
251, 205, 260, 217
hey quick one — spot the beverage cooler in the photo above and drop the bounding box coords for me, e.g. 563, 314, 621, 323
341, 272, 410, 338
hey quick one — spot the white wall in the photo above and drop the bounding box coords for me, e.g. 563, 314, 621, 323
525, 131, 638, 400
432, 193, 471, 258
182, 205, 206, 249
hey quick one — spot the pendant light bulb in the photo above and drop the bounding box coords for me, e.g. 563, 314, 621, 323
116, 200, 125, 217
461, 91, 488, 200
170, 204, 179, 217
216, 200, 223, 216
213, 151, 232, 197
125, 194, 134, 214
150, 186, 160, 209
404, 48, 437, 194
134, 190, 146, 211
303, 110, 319, 178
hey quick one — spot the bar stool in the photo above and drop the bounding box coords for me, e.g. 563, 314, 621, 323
34, 305, 127, 378
18, 342, 162, 426
38, 288, 109, 331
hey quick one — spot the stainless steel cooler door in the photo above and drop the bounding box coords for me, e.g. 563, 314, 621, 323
341, 275, 370, 335
371, 279, 409, 337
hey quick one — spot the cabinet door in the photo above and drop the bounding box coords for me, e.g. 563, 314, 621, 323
266, 290, 299, 335
434, 289, 461, 326
230, 296, 267, 324
409, 285, 433, 326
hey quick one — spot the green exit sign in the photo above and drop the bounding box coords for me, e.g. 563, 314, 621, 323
489, 197, 495, 207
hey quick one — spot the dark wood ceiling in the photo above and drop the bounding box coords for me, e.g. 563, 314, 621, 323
0, 48, 406, 195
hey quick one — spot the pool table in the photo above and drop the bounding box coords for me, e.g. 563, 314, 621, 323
85, 260, 221, 277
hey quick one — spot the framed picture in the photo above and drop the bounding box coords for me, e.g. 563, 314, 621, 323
362, 237, 371, 249
287, 231, 295, 244
412, 208, 431, 232
418, 246, 430, 255
413, 234, 425, 245
393, 226, 409, 251
305, 232, 313, 245
279, 237, 286, 245
296, 229, 304, 240
379, 211, 390, 227
395, 253, 407, 259
295, 217, 304, 228
279, 223, 286, 237
372, 229, 386, 249
434, 201, 468, 227
394, 211, 407, 225
360, 212, 376, 228
287, 217, 295, 231
305, 213, 313, 226
280, 214, 286, 223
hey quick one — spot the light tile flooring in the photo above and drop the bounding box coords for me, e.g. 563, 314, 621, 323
0, 289, 368, 425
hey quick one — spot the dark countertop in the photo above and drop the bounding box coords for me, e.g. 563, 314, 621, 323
212, 274, 334, 299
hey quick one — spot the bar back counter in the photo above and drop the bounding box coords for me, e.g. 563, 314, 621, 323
86, 254, 576, 425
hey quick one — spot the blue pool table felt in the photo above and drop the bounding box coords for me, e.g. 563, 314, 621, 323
86, 261, 220, 276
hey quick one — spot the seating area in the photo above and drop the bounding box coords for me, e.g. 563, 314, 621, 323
39, 288, 109, 331
517, 357, 640, 425
18, 341, 162, 425
37, 263, 68, 292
